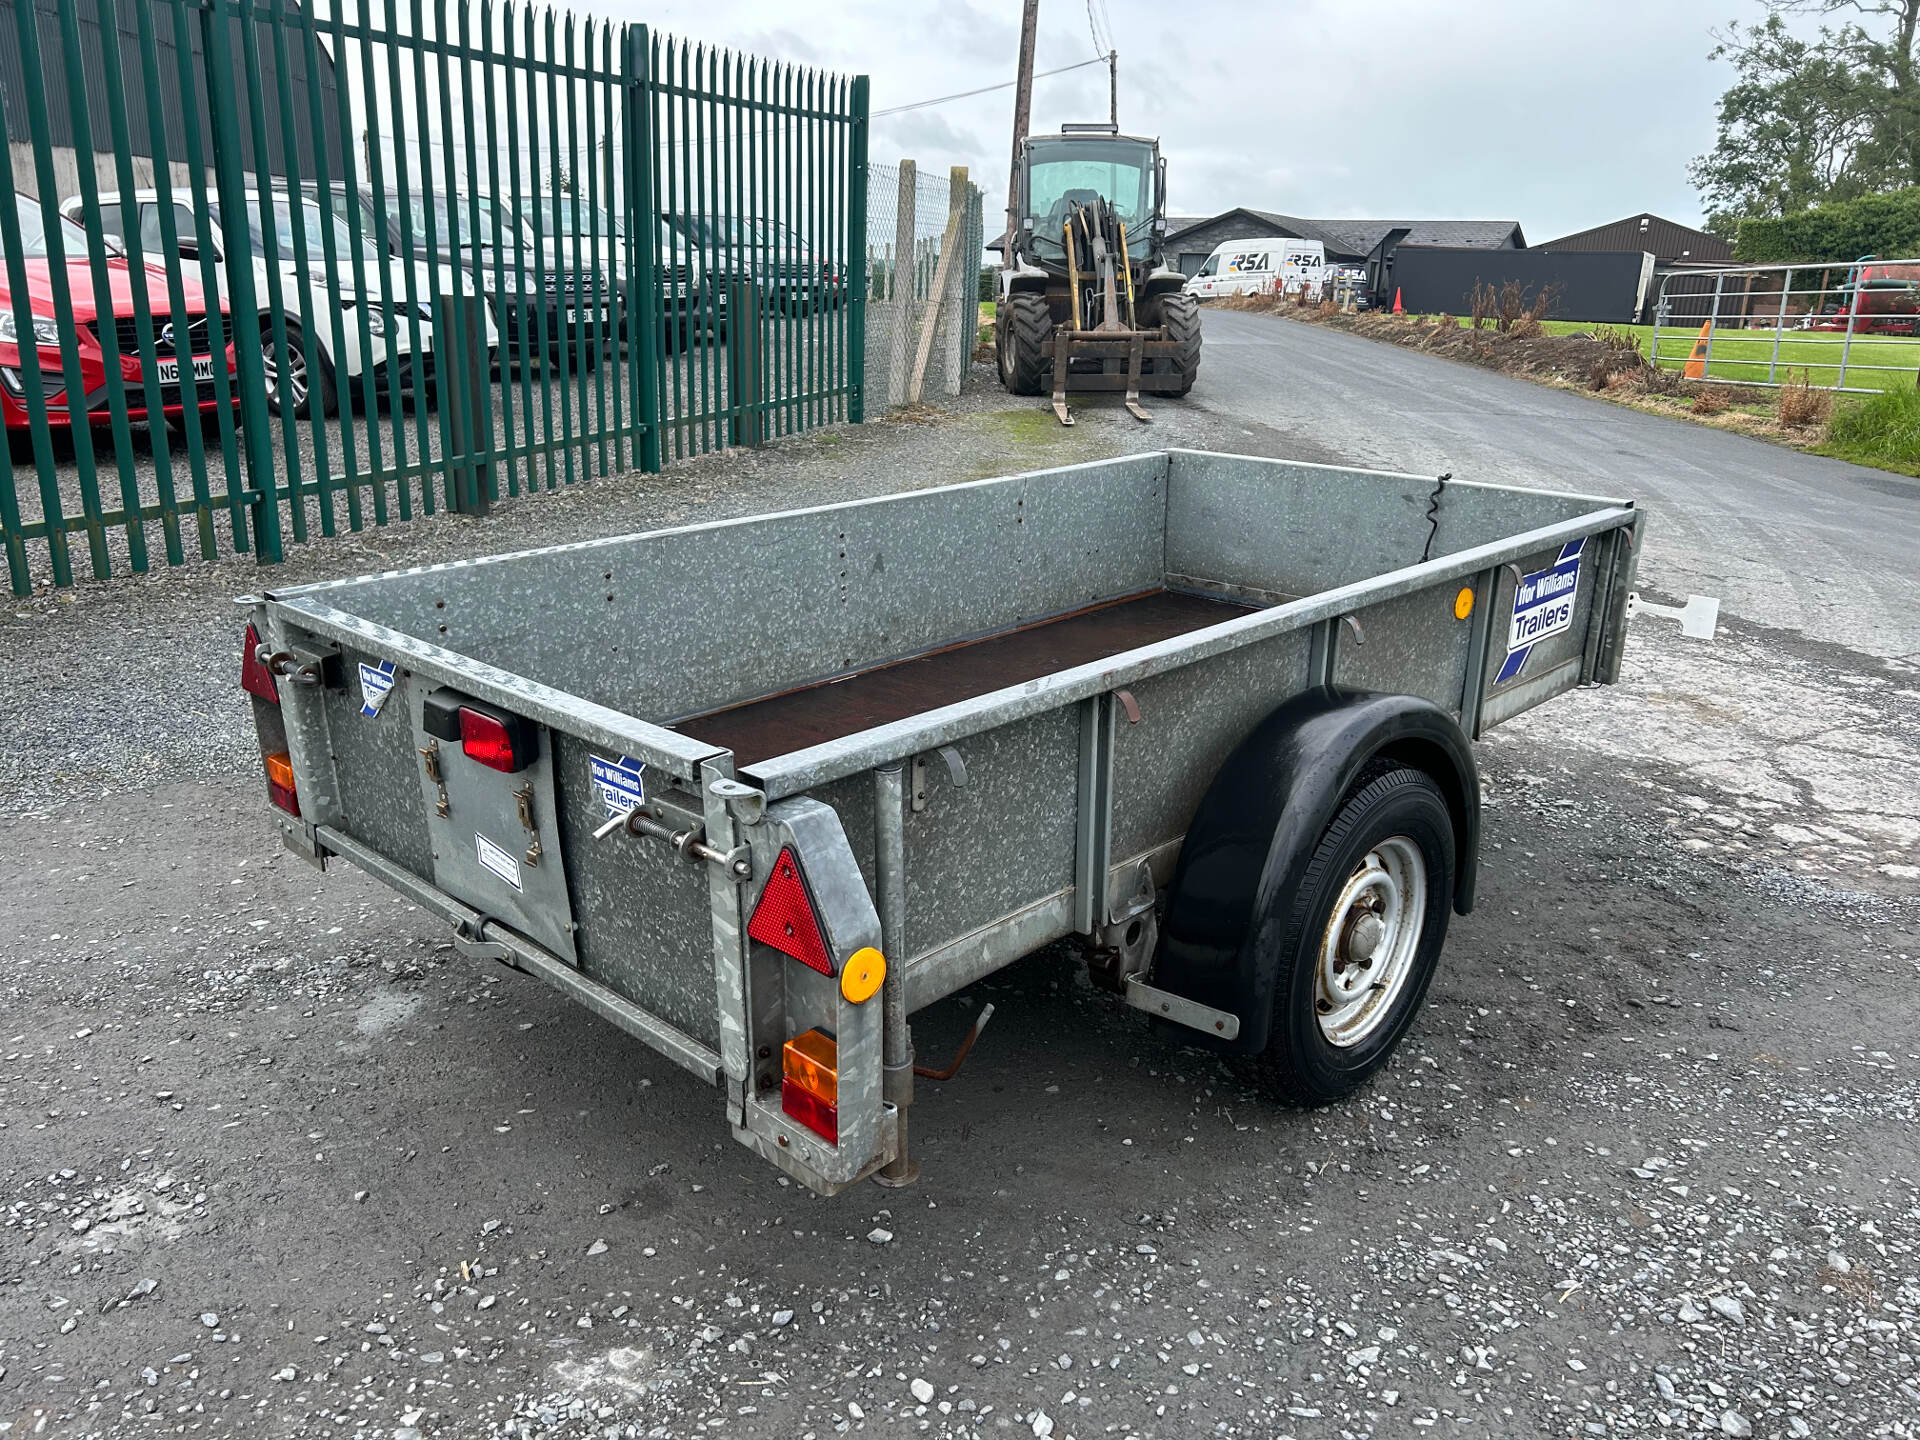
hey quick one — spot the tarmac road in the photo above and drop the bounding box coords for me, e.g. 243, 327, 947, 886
1195, 308, 1920, 661
0, 316, 1916, 1440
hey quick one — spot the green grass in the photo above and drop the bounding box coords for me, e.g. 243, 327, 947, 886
975, 405, 1070, 448
1816, 386, 1920, 475
1412, 315, 1920, 392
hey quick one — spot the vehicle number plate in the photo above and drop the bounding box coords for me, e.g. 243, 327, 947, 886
155, 355, 215, 384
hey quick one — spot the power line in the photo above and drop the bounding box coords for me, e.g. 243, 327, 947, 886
1084, 0, 1104, 57
870, 55, 1106, 119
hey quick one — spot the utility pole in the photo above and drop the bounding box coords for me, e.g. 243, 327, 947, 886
1004, 0, 1039, 262
1108, 49, 1117, 127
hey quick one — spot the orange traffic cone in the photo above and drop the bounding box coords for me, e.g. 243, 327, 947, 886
1682, 320, 1713, 378
1391, 287, 1404, 315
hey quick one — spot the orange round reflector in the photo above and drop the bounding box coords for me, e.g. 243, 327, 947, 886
841, 946, 886, 1004
1453, 587, 1475, 620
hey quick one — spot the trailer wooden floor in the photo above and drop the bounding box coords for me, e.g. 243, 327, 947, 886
674, 588, 1257, 768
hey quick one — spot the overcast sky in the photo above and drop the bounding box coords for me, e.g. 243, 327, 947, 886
599, 0, 1741, 242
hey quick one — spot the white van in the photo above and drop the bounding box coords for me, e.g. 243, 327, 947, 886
1185, 238, 1326, 299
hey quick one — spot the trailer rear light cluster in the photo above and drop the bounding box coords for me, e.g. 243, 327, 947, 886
240, 624, 279, 704
748, 847, 834, 976
781, 1027, 838, 1142
457, 707, 521, 772
264, 750, 300, 816
422, 689, 536, 773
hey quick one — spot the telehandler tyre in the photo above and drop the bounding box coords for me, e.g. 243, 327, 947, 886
997, 292, 1053, 397
1158, 291, 1202, 396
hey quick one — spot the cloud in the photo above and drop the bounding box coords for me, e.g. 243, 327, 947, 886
598, 0, 1746, 236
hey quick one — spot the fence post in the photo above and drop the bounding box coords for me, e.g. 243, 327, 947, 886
201, 1, 281, 565
886, 160, 917, 412
726, 279, 765, 447
942, 166, 968, 396
629, 23, 663, 473
967, 184, 983, 368
436, 292, 493, 515
1651, 276, 1665, 372
907, 188, 964, 405
847, 74, 870, 423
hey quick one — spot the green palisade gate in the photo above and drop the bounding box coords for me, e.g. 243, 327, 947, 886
0, 0, 869, 593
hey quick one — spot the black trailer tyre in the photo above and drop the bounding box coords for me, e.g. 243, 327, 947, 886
998, 292, 1052, 396
1260, 765, 1454, 1103
1159, 291, 1201, 396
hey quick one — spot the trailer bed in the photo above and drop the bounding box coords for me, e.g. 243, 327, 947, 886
246, 449, 1644, 1194
674, 588, 1255, 765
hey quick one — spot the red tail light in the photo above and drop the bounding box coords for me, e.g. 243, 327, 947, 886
781, 1028, 839, 1142
240, 624, 279, 704
422, 690, 535, 773
748, 847, 834, 976
264, 750, 300, 815
782, 1078, 838, 1142
458, 705, 523, 772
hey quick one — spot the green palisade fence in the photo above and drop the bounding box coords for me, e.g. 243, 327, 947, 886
0, 0, 868, 594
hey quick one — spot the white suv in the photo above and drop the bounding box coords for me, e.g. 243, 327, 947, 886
72, 188, 498, 418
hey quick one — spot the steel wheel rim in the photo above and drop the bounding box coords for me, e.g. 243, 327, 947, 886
1315, 835, 1427, 1048
264, 339, 307, 407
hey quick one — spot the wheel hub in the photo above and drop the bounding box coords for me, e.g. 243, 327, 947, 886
1314, 836, 1428, 1048
1345, 910, 1385, 962
264, 342, 308, 405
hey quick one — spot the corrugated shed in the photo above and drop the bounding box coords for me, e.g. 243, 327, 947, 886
1537, 213, 1731, 266
0, 0, 343, 189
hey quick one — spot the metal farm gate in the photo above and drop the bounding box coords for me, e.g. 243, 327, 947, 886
0, 0, 869, 594
1649, 260, 1920, 392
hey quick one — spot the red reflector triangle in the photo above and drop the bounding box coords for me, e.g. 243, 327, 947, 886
747, 846, 834, 976
240, 624, 280, 704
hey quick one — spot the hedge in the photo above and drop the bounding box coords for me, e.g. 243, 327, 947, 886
1734, 188, 1920, 264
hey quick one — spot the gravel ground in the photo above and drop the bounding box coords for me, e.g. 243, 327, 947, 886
1, 354, 1917, 1440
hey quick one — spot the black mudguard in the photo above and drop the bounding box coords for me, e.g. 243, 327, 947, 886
1153, 690, 1479, 1057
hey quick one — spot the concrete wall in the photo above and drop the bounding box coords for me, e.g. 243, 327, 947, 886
10, 142, 207, 205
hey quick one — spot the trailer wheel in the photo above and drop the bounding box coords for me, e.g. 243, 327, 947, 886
1158, 292, 1201, 396
1260, 765, 1453, 1103
998, 292, 1052, 396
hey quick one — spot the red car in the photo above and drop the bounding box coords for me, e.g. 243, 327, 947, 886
0, 197, 237, 432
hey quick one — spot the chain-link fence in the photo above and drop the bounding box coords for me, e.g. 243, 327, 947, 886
863, 160, 982, 411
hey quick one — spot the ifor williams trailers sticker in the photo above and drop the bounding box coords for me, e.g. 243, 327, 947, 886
358, 659, 397, 717
589, 754, 646, 819
1495, 538, 1583, 684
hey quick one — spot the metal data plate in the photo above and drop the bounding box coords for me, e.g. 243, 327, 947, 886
411, 690, 578, 964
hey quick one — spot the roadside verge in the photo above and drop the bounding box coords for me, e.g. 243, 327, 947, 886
1212, 297, 1920, 480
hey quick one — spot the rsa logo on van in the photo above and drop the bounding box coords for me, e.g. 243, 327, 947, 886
1226, 253, 1269, 273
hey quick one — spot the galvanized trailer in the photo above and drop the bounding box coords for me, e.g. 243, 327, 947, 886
239, 451, 1642, 1194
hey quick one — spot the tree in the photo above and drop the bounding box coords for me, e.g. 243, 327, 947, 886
1691, 1, 1920, 231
